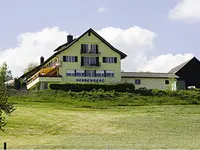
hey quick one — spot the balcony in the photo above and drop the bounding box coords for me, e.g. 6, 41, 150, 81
27, 76, 62, 90
81, 62, 101, 68
46, 60, 62, 68
26, 66, 62, 89
80, 49, 101, 55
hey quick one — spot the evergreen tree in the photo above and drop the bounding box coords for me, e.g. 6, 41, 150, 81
0, 62, 13, 83
0, 62, 15, 131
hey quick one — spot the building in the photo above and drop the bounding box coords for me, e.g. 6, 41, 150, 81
20, 28, 198, 91
168, 57, 200, 89
20, 28, 127, 90
121, 72, 178, 90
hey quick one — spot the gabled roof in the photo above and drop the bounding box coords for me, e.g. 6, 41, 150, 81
54, 28, 127, 59
168, 57, 198, 74
20, 28, 127, 79
53, 38, 77, 52
121, 72, 179, 79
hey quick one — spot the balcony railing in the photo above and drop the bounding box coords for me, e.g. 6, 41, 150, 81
27, 74, 62, 86
46, 60, 62, 68
81, 62, 101, 67
27, 75, 62, 90
80, 49, 101, 55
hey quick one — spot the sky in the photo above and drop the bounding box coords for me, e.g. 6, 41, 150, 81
0, 0, 200, 77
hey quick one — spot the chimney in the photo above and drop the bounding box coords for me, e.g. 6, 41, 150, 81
40, 56, 44, 65
67, 34, 73, 44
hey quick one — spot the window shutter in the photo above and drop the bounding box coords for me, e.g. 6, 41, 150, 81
96, 45, 99, 54
103, 57, 106, 63
81, 44, 84, 53
90, 45, 93, 53
94, 70, 96, 77
63, 56, 66, 62
81, 57, 84, 66
74, 70, 77, 76
84, 70, 86, 77
96, 57, 99, 66
114, 57, 117, 63
104, 70, 106, 77
75, 56, 78, 62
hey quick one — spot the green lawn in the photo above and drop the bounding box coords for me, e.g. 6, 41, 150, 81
1, 100, 200, 149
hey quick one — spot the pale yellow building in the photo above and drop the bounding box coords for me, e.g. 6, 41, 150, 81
121, 72, 179, 90
20, 28, 127, 90
20, 28, 181, 91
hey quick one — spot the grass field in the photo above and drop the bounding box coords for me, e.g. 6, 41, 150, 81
1, 90, 200, 149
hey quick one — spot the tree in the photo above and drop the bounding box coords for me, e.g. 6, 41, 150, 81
24, 62, 39, 74
14, 78, 21, 90
0, 62, 13, 83
0, 62, 15, 131
166, 78, 176, 91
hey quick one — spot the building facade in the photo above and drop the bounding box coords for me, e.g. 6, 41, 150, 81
20, 28, 198, 91
21, 28, 127, 90
168, 57, 200, 90
121, 72, 178, 91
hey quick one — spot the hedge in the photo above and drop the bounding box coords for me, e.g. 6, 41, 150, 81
133, 88, 200, 101
49, 82, 135, 92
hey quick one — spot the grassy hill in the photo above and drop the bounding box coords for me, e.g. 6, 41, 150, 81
1, 90, 200, 149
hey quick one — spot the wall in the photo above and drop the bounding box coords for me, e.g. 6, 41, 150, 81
121, 77, 177, 90
27, 77, 62, 90
57, 32, 122, 84
176, 58, 200, 89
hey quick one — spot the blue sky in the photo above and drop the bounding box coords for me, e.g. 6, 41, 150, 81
0, 0, 199, 76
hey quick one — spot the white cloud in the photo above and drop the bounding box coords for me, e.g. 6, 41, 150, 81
168, 0, 200, 22
97, 26, 157, 71
0, 27, 68, 77
97, 6, 108, 13
138, 53, 194, 72
0, 26, 194, 77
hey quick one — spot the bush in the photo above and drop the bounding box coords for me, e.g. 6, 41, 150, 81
14, 78, 20, 90
48, 82, 135, 93
132, 88, 200, 102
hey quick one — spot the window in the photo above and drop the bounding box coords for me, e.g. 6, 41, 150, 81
96, 70, 105, 77
90, 44, 98, 53
81, 44, 89, 53
103, 57, 117, 63
106, 70, 114, 77
82, 57, 99, 66
76, 70, 85, 77
63, 56, 77, 62
85, 70, 95, 77
165, 80, 169, 84
66, 70, 75, 76
135, 79, 141, 85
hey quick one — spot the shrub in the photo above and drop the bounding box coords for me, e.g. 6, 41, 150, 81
48, 82, 135, 93
14, 78, 20, 90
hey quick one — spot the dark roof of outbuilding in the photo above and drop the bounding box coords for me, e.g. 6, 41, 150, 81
121, 72, 179, 78
168, 57, 198, 74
